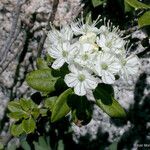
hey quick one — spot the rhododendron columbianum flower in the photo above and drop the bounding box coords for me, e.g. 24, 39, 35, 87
47, 42, 77, 69
47, 25, 73, 45
64, 65, 98, 96
74, 43, 98, 68
71, 16, 101, 36
96, 32, 125, 54
120, 55, 140, 80
94, 52, 121, 84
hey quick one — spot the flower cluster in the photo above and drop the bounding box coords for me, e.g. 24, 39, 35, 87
46, 17, 140, 96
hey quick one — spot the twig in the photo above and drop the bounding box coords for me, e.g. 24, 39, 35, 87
0, 0, 25, 66
0, 28, 27, 75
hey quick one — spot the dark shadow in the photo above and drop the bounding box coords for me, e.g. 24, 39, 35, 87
117, 72, 150, 149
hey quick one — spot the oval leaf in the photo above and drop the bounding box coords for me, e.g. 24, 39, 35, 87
138, 11, 150, 28
22, 117, 36, 134
51, 88, 73, 122
92, 0, 106, 7
11, 123, 24, 136
44, 96, 57, 111
8, 101, 22, 112
93, 84, 126, 117
7, 111, 28, 120
125, 0, 150, 9
26, 69, 58, 93
96, 97, 126, 117
20, 99, 31, 112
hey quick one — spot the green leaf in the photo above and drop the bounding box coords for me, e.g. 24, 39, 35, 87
93, 84, 126, 118
40, 109, 48, 117
92, 0, 106, 7
20, 140, 31, 150
124, 1, 134, 12
11, 123, 24, 136
57, 140, 64, 150
138, 11, 150, 27
36, 58, 49, 70
31, 108, 40, 119
125, 0, 150, 9
20, 99, 31, 112
93, 84, 114, 104
26, 69, 58, 93
109, 141, 118, 150
34, 136, 50, 150
8, 101, 22, 112
51, 88, 73, 122
44, 96, 57, 111
22, 117, 36, 134
7, 111, 28, 120
0, 143, 4, 150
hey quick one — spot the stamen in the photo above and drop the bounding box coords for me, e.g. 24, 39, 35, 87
92, 15, 102, 26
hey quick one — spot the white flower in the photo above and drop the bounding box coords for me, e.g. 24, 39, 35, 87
94, 52, 121, 84
99, 25, 109, 34
119, 55, 140, 80
47, 25, 73, 45
47, 42, 78, 69
64, 65, 98, 96
74, 43, 98, 69
71, 16, 101, 36
79, 32, 97, 44
96, 32, 125, 54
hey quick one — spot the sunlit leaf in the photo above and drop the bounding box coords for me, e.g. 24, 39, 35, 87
51, 88, 73, 122
8, 101, 22, 112
44, 96, 57, 111
22, 117, 36, 134
20, 98, 32, 112
31, 108, 40, 119
93, 84, 126, 117
26, 69, 58, 93
138, 11, 150, 27
8, 111, 28, 120
11, 123, 24, 136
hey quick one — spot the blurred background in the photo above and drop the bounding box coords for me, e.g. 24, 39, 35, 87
0, 0, 150, 149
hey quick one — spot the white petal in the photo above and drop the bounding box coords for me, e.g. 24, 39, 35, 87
108, 62, 121, 73
68, 64, 79, 74
84, 78, 98, 90
101, 71, 115, 84
52, 58, 65, 69
126, 55, 139, 66
47, 46, 60, 59
115, 38, 124, 49
61, 26, 73, 41
64, 74, 78, 87
74, 82, 86, 96
125, 66, 139, 75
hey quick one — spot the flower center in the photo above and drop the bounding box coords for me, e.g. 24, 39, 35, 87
79, 32, 97, 43
122, 60, 127, 66
101, 63, 108, 70
62, 50, 68, 57
78, 74, 85, 82
106, 41, 112, 48
82, 53, 89, 61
